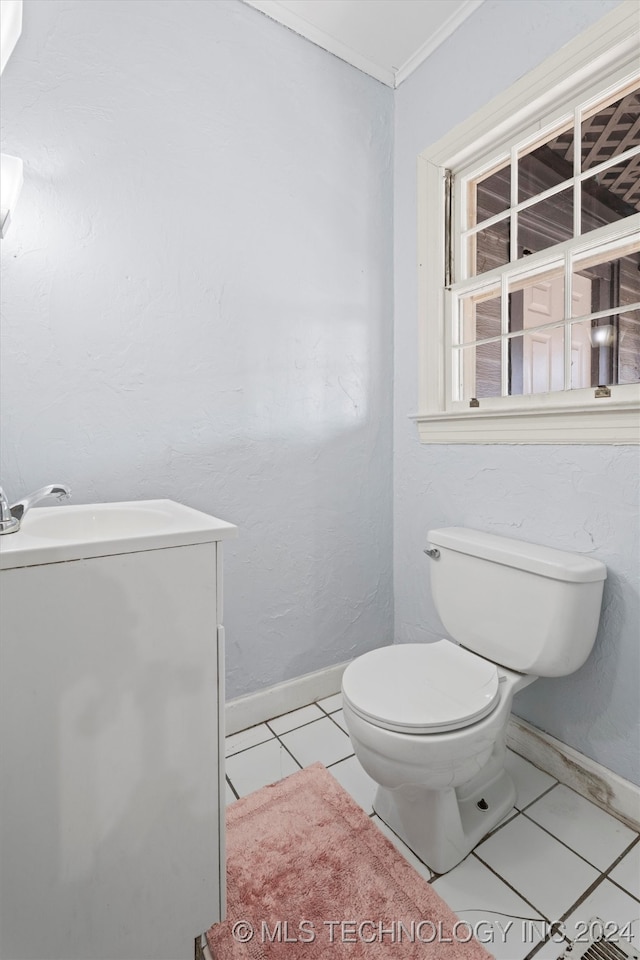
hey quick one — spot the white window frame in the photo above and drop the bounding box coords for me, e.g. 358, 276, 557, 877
413, 1, 640, 444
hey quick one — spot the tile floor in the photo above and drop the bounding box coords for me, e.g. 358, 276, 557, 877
215, 694, 640, 960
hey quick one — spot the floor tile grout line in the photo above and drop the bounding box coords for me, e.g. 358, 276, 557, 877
594, 833, 640, 904
519, 805, 636, 875
313, 698, 342, 714
513, 765, 639, 838
226, 720, 355, 795
225, 730, 303, 797
278, 714, 350, 742
269, 725, 354, 771
606, 874, 640, 905
507, 747, 561, 784
225, 734, 275, 759
471, 778, 559, 845
272, 715, 353, 768
226, 720, 277, 737
326, 752, 356, 768
482, 808, 519, 841
225, 774, 239, 801
227, 699, 341, 741
371, 812, 434, 880
265, 712, 340, 738
553, 869, 622, 928
523, 933, 571, 960
325, 712, 348, 735
504, 777, 640, 897
490, 781, 559, 840
269, 730, 304, 771
471, 850, 554, 922
515, 780, 560, 815
524, 857, 640, 942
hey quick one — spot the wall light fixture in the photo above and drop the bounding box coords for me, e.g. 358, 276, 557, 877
0, 0, 23, 75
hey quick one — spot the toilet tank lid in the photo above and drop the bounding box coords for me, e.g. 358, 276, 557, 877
428, 528, 607, 583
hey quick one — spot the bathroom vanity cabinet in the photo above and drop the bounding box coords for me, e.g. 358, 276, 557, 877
0, 500, 237, 960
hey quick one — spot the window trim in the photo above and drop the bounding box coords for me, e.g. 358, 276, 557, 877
413, 1, 640, 444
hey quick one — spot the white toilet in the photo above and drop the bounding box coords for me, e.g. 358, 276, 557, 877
341, 527, 607, 874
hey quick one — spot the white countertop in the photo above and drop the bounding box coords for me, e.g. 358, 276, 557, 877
0, 499, 238, 569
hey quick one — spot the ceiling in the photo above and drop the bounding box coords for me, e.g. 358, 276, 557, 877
242, 0, 484, 88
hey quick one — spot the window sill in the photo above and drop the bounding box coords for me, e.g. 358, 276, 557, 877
411, 400, 640, 444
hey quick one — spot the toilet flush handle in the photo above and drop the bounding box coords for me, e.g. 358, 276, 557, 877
423, 547, 440, 559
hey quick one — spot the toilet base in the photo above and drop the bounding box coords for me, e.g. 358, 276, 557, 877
373, 767, 516, 875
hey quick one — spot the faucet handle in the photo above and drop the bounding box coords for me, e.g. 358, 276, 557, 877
0, 486, 20, 535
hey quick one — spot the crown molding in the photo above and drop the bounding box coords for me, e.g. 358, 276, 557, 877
242, 0, 485, 88
243, 0, 396, 87
394, 0, 484, 87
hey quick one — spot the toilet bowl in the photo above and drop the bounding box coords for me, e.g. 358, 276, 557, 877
342, 641, 536, 873
341, 527, 607, 875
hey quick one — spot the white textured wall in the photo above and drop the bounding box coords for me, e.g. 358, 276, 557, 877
394, 0, 639, 785
2, 0, 637, 784
0, 0, 394, 699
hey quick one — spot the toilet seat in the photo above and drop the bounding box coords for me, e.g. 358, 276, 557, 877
342, 640, 501, 734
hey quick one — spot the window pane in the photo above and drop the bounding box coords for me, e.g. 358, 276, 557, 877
508, 270, 565, 395
519, 136, 573, 203
473, 162, 510, 226
512, 328, 566, 395
569, 320, 599, 388
475, 341, 502, 397
572, 246, 640, 317
509, 270, 565, 333
581, 155, 640, 233
457, 342, 502, 400
582, 87, 640, 173
618, 310, 640, 384
472, 218, 510, 276
460, 291, 501, 344
569, 311, 640, 386
517, 188, 573, 257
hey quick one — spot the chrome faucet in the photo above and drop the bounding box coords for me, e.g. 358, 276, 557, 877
0, 484, 71, 534
0, 487, 17, 534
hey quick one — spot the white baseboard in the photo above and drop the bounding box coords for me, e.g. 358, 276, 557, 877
225, 661, 350, 736
507, 716, 640, 831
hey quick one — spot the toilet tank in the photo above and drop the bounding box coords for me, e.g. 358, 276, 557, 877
427, 528, 607, 677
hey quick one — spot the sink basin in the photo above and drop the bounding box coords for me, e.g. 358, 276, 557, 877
0, 499, 237, 569
25, 503, 177, 541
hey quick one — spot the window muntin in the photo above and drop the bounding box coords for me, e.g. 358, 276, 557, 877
451, 79, 640, 406
454, 238, 640, 403
463, 82, 639, 281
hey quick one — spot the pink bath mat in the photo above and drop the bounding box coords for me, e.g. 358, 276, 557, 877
206, 762, 493, 959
